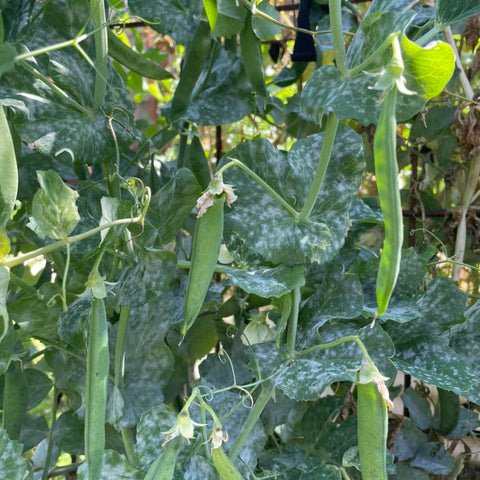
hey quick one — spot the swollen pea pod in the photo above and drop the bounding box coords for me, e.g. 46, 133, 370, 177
170, 20, 211, 120
85, 297, 110, 480
211, 446, 246, 480
143, 437, 182, 480
240, 13, 267, 99
107, 30, 173, 80
374, 87, 402, 317
357, 360, 390, 480
182, 194, 225, 335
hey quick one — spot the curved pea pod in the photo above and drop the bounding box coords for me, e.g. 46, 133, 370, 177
85, 297, 110, 480
107, 30, 173, 80
240, 13, 267, 99
357, 360, 392, 480
182, 194, 225, 335
374, 87, 403, 317
0, 106, 18, 258
211, 446, 245, 480
143, 437, 182, 480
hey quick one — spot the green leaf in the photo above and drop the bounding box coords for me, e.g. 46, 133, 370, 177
0, 427, 29, 480
436, 388, 460, 436
77, 450, 143, 479
213, 0, 246, 38
222, 125, 364, 266
393, 335, 480, 404
184, 48, 254, 126
259, 446, 341, 480
31, 170, 80, 239
443, 407, 480, 440
172, 455, 217, 480
24, 369, 52, 410
18, 414, 48, 451
144, 168, 202, 248
436, 0, 480, 25
115, 250, 178, 308
135, 403, 177, 469
57, 295, 91, 350
0, 266, 9, 342
2, 361, 28, 441
52, 412, 84, 455
218, 264, 305, 298
251, 0, 282, 40
298, 264, 364, 331
393, 420, 428, 461
128, 0, 203, 45
410, 442, 452, 475
389, 462, 429, 480
401, 388, 433, 431
401, 34, 455, 100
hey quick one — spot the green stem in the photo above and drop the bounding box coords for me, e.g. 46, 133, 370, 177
14, 34, 89, 62
120, 428, 136, 466
228, 385, 274, 461
217, 159, 299, 218
416, 23, 442, 47
90, 0, 108, 111
3, 216, 143, 269
9, 272, 39, 297
114, 306, 129, 388
298, 112, 339, 221
61, 243, 71, 312
297, 335, 371, 361
286, 287, 300, 355
41, 388, 58, 480
329, 0, 347, 75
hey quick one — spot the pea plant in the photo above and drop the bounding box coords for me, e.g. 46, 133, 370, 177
1, 0, 480, 479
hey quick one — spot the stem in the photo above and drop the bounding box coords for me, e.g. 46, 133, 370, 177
41, 389, 58, 480
296, 335, 371, 361
61, 243, 71, 312
217, 159, 299, 218
3, 216, 142, 269
298, 112, 339, 220
121, 428, 136, 465
286, 287, 300, 355
90, 0, 108, 111
329, 0, 347, 75
228, 385, 274, 461
14, 34, 89, 62
114, 306, 129, 387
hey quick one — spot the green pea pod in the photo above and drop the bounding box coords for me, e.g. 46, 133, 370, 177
143, 437, 182, 480
170, 20, 211, 120
85, 297, 110, 480
182, 195, 225, 335
0, 106, 18, 258
107, 30, 173, 80
2, 361, 28, 440
240, 13, 267, 99
374, 87, 402, 316
211, 446, 245, 480
357, 362, 389, 480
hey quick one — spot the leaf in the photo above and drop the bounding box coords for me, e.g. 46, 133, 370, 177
128, 0, 203, 45
184, 48, 254, 126
401, 388, 433, 431
77, 450, 143, 480
24, 369, 53, 410
298, 264, 364, 332
401, 35, 455, 100
57, 295, 91, 350
251, 0, 282, 40
18, 414, 48, 451
115, 250, 178, 308
436, 0, 480, 25
213, 0, 246, 38
218, 264, 305, 298
144, 168, 202, 248
2, 361, 28, 441
410, 442, 453, 475
389, 462, 429, 480
444, 407, 480, 440
0, 427, 29, 480
52, 412, 84, 455
437, 388, 460, 436
393, 420, 427, 461
222, 125, 364, 266
393, 335, 480, 404
172, 455, 217, 480
31, 170, 80, 239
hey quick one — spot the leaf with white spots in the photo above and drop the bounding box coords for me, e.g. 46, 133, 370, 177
77, 450, 143, 479
0, 428, 29, 480
221, 125, 364, 266
393, 335, 480, 404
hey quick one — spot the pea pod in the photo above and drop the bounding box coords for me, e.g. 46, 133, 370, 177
143, 437, 182, 480
170, 20, 211, 120
182, 194, 225, 335
240, 13, 267, 99
107, 30, 173, 80
85, 297, 110, 480
374, 87, 402, 316
211, 446, 245, 480
2, 361, 28, 440
0, 105, 18, 258
357, 361, 390, 480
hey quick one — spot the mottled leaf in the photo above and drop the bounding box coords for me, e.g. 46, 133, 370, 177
222, 125, 364, 266
0, 427, 29, 480
436, 0, 480, 25
77, 450, 143, 480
